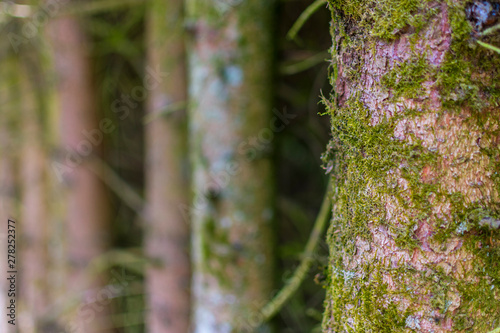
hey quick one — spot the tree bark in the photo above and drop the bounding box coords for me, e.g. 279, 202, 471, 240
18, 56, 49, 333
144, 0, 190, 331
186, 0, 276, 331
323, 0, 500, 332
0, 48, 19, 333
47, 11, 112, 333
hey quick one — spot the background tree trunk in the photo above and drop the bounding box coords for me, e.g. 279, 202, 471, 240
186, 0, 276, 331
144, 0, 190, 331
323, 0, 500, 332
0, 49, 19, 333
18, 56, 48, 333
47, 11, 112, 333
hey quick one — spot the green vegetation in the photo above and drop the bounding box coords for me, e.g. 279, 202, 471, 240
323, 0, 500, 331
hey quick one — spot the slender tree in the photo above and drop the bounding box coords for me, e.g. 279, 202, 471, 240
186, 0, 276, 331
0, 47, 19, 333
18, 55, 49, 332
323, 0, 500, 331
47, 9, 112, 332
41, 25, 69, 332
144, 0, 190, 331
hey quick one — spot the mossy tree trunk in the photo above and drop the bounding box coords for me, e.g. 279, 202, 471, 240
186, 0, 276, 331
47, 10, 112, 333
323, 0, 500, 332
144, 0, 190, 331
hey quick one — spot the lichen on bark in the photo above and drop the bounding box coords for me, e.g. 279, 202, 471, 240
187, 0, 276, 331
323, 0, 500, 331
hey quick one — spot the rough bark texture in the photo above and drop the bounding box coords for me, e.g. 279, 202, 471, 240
144, 0, 190, 331
186, 0, 276, 331
323, 0, 500, 332
47, 13, 112, 333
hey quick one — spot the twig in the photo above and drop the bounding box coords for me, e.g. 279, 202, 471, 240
88, 248, 146, 276
257, 178, 332, 324
279, 51, 329, 75
142, 100, 187, 124
88, 156, 146, 220
480, 23, 500, 37
41, 248, 145, 324
287, 0, 328, 41
477, 40, 500, 54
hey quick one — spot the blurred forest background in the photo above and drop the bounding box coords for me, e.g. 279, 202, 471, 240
0, 0, 333, 332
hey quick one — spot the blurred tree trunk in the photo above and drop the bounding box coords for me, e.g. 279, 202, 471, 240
18, 56, 48, 333
47, 11, 112, 333
186, 1, 276, 331
0, 49, 19, 333
144, 0, 190, 331
323, 1, 500, 332
41, 28, 68, 332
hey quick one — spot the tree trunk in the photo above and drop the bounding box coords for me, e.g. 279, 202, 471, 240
18, 56, 49, 333
144, 0, 190, 331
186, 0, 276, 331
0, 49, 19, 333
323, 0, 500, 332
47, 11, 112, 333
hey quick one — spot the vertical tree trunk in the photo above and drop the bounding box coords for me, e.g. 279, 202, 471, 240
41, 32, 68, 333
18, 57, 48, 333
323, 0, 500, 332
144, 0, 190, 331
0, 50, 19, 333
47, 11, 112, 333
186, 1, 276, 331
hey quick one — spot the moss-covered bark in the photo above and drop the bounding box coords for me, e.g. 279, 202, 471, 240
323, 0, 500, 331
186, 0, 276, 331
144, 0, 190, 331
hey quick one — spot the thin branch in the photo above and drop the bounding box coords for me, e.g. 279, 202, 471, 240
41, 248, 145, 324
142, 100, 188, 124
477, 40, 500, 54
287, 0, 327, 41
88, 156, 146, 220
480, 23, 500, 37
88, 248, 146, 276
279, 51, 329, 75
257, 179, 332, 324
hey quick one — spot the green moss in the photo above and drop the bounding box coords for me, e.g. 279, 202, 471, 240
381, 55, 433, 100
437, 1, 500, 112
328, 0, 434, 40
322, 96, 438, 254
326, 263, 412, 331
200, 212, 234, 287
324, 1, 500, 331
